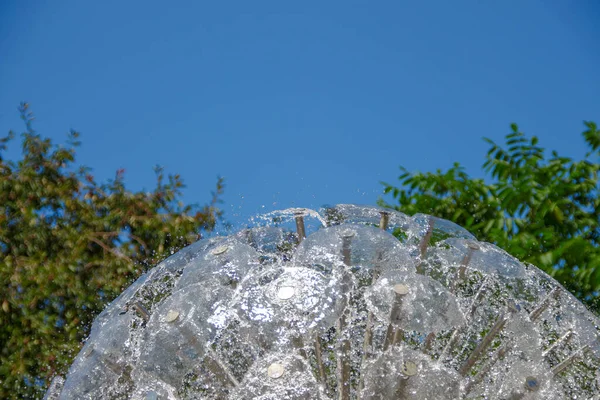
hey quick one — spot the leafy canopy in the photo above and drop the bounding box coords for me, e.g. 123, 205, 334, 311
0, 104, 224, 399
380, 122, 600, 314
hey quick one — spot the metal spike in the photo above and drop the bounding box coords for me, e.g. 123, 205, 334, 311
507, 391, 525, 400
340, 229, 354, 266
530, 287, 561, 322
362, 311, 375, 356
334, 230, 355, 399
456, 242, 479, 284
44, 375, 65, 400
379, 211, 390, 231
424, 332, 435, 351
314, 334, 327, 384
419, 217, 435, 259
469, 279, 489, 316
394, 360, 418, 398
459, 313, 508, 376
441, 279, 488, 360
295, 213, 306, 243
96, 350, 124, 375
359, 311, 375, 392
542, 330, 573, 358
392, 328, 404, 346
464, 343, 510, 393
383, 284, 409, 351
336, 315, 351, 400
132, 302, 150, 322
291, 334, 307, 359
176, 324, 239, 388
204, 346, 240, 387
552, 345, 589, 376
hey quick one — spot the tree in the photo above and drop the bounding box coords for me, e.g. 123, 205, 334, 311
379, 122, 600, 314
0, 103, 224, 399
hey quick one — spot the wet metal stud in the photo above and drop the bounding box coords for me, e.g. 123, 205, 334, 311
401, 360, 418, 376
165, 310, 180, 323
211, 245, 229, 256
267, 363, 285, 379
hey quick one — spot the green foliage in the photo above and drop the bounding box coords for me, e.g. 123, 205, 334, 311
0, 103, 224, 398
380, 122, 600, 314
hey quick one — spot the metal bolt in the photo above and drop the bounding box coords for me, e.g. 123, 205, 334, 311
267, 362, 285, 379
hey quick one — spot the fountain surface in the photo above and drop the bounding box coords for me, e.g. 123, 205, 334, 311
46, 204, 600, 399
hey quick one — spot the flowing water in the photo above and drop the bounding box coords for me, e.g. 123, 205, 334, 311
45, 204, 600, 399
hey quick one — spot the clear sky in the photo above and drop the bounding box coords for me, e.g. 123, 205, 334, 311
1, 1, 599, 230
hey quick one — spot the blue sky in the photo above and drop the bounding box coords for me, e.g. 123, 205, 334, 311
1, 1, 599, 230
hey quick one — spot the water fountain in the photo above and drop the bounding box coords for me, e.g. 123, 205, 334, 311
45, 204, 600, 399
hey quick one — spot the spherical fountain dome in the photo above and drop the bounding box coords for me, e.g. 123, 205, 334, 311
45, 205, 600, 399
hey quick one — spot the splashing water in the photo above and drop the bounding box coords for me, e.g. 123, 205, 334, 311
45, 204, 600, 399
